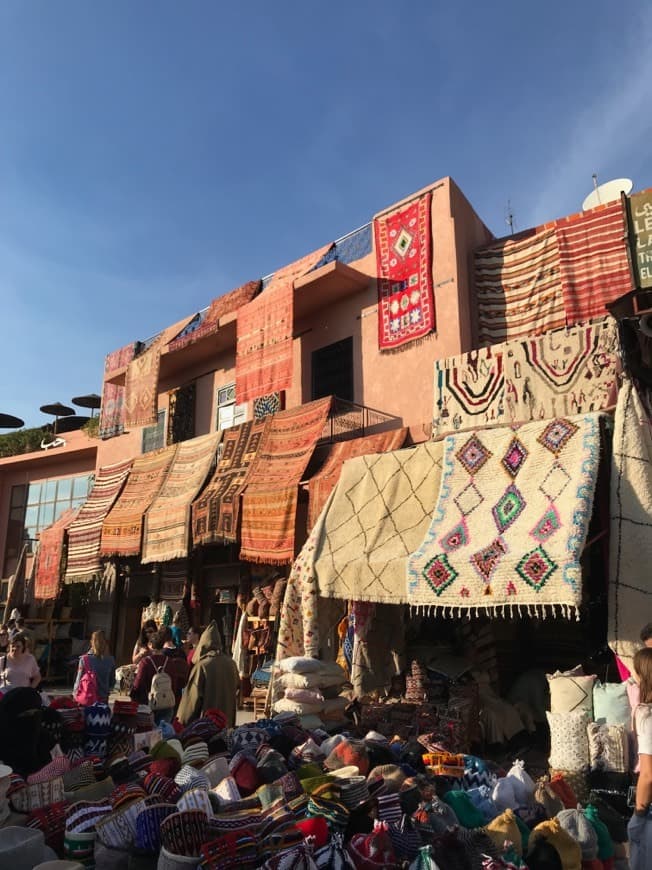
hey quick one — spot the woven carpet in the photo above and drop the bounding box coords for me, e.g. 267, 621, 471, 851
167, 382, 196, 445
236, 245, 332, 403
99, 343, 136, 439
160, 559, 189, 600
474, 228, 565, 346
142, 432, 220, 563
35, 508, 80, 600
609, 380, 652, 674
307, 427, 408, 528
408, 414, 602, 618
100, 444, 178, 556
374, 192, 435, 351
64, 458, 133, 585
629, 190, 652, 289
556, 200, 632, 325
252, 392, 284, 420
191, 418, 268, 547
314, 441, 444, 603
432, 317, 618, 439
168, 280, 260, 353
240, 397, 333, 564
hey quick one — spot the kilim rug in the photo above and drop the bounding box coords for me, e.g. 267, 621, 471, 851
124, 334, 165, 428
168, 280, 260, 353
307, 427, 408, 528
432, 317, 619, 439
609, 380, 652, 674
141, 432, 220, 563
239, 397, 333, 564
191, 418, 268, 547
167, 382, 196, 445
99, 343, 136, 440
252, 392, 284, 420
64, 458, 133, 585
374, 192, 435, 351
100, 444, 178, 556
34, 508, 80, 600
408, 414, 602, 618
474, 228, 565, 346
314, 441, 444, 603
235, 244, 332, 403
556, 200, 632, 325
159, 559, 189, 600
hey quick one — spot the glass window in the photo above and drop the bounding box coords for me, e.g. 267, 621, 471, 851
43, 480, 57, 502
57, 478, 72, 501
24, 506, 38, 528
142, 410, 166, 453
39, 503, 54, 527
11, 485, 27, 509
215, 384, 247, 431
26, 482, 41, 505
73, 475, 91, 499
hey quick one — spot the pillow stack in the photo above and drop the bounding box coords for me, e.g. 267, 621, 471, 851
273, 657, 348, 727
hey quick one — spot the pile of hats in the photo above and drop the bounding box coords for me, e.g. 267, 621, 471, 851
273, 656, 349, 729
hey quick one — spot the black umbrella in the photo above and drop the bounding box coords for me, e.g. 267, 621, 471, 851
72, 394, 101, 418
0, 413, 24, 429
56, 415, 91, 434
40, 402, 75, 436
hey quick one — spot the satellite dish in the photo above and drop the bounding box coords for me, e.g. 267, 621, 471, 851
582, 178, 633, 211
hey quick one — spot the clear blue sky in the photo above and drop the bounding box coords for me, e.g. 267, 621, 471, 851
1, 1, 651, 428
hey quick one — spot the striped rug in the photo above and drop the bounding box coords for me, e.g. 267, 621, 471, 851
168, 280, 260, 353
239, 397, 332, 564
64, 458, 133, 585
556, 200, 632, 325
142, 432, 220, 563
474, 228, 565, 345
100, 444, 178, 556
35, 508, 80, 600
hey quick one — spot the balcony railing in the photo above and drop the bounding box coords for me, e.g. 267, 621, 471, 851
318, 397, 402, 444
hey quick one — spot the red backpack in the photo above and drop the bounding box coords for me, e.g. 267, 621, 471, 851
74, 655, 99, 706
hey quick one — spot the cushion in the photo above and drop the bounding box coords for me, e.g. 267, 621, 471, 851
547, 671, 596, 715
547, 711, 590, 771
277, 671, 345, 690
283, 688, 325, 704
273, 698, 324, 716
593, 681, 631, 729
587, 723, 629, 773
278, 657, 324, 674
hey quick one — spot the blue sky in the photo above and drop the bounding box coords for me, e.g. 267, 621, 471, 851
1, 0, 651, 427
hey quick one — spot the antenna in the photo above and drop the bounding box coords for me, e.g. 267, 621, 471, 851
505, 200, 516, 236
582, 177, 633, 211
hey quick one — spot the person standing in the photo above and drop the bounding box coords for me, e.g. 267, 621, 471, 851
0, 634, 41, 690
73, 630, 116, 703
176, 621, 239, 727
628, 647, 652, 868
131, 629, 188, 722
132, 620, 157, 664
185, 626, 200, 666
0, 627, 9, 656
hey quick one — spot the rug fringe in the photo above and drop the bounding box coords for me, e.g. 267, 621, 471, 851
241, 553, 292, 567
379, 331, 436, 354
410, 602, 579, 621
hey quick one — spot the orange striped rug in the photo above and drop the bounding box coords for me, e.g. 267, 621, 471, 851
35, 508, 80, 600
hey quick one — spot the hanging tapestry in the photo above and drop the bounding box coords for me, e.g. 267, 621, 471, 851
141, 432, 220, 563
556, 200, 632, 325
99, 343, 136, 439
192, 418, 268, 546
629, 190, 652, 289
474, 228, 565, 346
160, 559, 189, 601
408, 414, 602, 618
432, 317, 619, 440
64, 459, 133, 585
608, 380, 652, 674
239, 396, 333, 564
252, 392, 284, 420
100, 444, 177, 556
307, 427, 409, 528
314, 441, 444, 603
236, 245, 332, 403
374, 191, 435, 351
34, 508, 80, 600
167, 383, 196, 445
124, 334, 165, 428
168, 280, 260, 353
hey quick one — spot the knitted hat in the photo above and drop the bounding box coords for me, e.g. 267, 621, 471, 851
113, 700, 139, 718
160, 809, 209, 856
347, 820, 398, 869
295, 815, 329, 849
325, 740, 370, 776
231, 726, 267, 756
319, 733, 345, 757
107, 756, 133, 785
84, 703, 112, 738
364, 731, 389, 748
26, 800, 68, 853
212, 775, 241, 805
176, 787, 213, 818
95, 803, 136, 850
150, 740, 182, 763
275, 771, 304, 802
398, 779, 422, 816
143, 772, 182, 804
556, 809, 598, 860
257, 748, 288, 784
229, 752, 260, 796
200, 755, 230, 789
149, 758, 180, 780
387, 815, 422, 861
134, 801, 177, 853
548, 772, 577, 809
443, 790, 486, 830
63, 776, 115, 805
181, 741, 209, 767
583, 804, 615, 860
65, 799, 113, 833
366, 764, 405, 794
306, 789, 350, 832
296, 762, 323, 782
484, 808, 524, 856
111, 782, 147, 812
529, 817, 582, 870
128, 750, 153, 773
204, 709, 228, 732
200, 831, 259, 868
26, 756, 71, 784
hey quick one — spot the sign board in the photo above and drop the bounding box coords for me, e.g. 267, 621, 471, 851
630, 191, 652, 288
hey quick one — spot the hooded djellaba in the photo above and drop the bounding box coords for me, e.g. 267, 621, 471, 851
176, 620, 240, 727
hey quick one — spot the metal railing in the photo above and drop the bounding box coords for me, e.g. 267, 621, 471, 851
318, 397, 402, 444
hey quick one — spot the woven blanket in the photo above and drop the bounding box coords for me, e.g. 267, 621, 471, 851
608, 380, 652, 673
124, 334, 165, 428
192, 418, 267, 546
167, 382, 196, 445
374, 192, 435, 351
629, 190, 652, 289
236, 245, 332, 403
160, 559, 188, 600
99, 343, 136, 439
408, 414, 602, 618
432, 317, 619, 439
100, 444, 177, 556
474, 228, 565, 346
314, 441, 444, 603
142, 432, 220, 563
168, 280, 260, 353
307, 427, 408, 528
556, 200, 632, 325
240, 397, 332, 564
64, 459, 133, 585
253, 392, 284, 420
35, 508, 80, 600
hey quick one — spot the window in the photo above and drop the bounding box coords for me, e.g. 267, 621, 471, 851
216, 384, 247, 431
142, 410, 166, 453
312, 337, 354, 402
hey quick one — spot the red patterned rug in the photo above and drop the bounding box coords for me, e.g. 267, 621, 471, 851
99, 343, 136, 439
168, 280, 260, 353
240, 397, 332, 564
235, 245, 332, 403
35, 508, 80, 600
192, 418, 268, 546
374, 192, 435, 351
308, 427, 408, 528
124, 334, 165, 428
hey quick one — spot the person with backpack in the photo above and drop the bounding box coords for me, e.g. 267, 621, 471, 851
130, 629, 188, 722
73, 630, 115, 704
